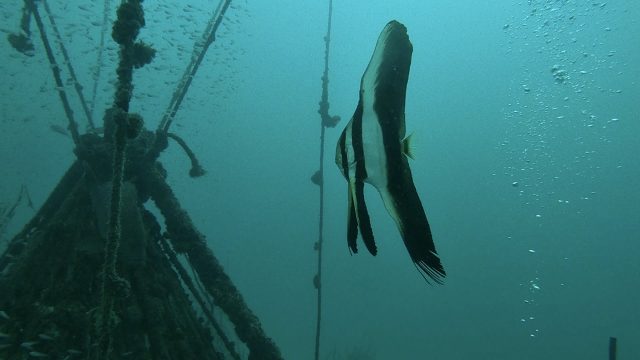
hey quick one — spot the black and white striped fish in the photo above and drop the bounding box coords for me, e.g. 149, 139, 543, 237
335, 20, 445, 284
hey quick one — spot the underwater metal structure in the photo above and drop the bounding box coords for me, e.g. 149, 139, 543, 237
0, 0, 282, 359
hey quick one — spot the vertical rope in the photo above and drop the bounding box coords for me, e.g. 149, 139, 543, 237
314, 124, 326, 360
96, 111, 127, 360
96, 1, 151, 358
314, 1, 335, 359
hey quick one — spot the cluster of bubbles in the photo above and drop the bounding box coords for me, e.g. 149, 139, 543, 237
500, 0, 626, 338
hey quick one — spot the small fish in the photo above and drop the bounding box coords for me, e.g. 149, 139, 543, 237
0, 310, 9, 320
21, 341, 38, 350
49, 124, 69, 137
335, 21, 445, 283
38, 333, 54, 341
29, 351, 49, 358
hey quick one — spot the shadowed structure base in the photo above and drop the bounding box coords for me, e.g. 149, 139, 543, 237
0, 167, 222, 359
0, 131, 282, 359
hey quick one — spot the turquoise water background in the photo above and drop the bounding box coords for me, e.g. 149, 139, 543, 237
1, 1, 638, 359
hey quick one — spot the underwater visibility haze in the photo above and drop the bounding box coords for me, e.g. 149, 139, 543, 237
1, 0, 639, 359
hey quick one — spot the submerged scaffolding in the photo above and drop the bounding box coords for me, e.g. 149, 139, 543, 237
1, 0, 282, 359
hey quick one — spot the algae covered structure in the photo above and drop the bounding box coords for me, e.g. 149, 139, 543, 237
0, 0, 282, 359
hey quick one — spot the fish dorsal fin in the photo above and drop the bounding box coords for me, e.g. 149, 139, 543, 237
402, 133, 416, 160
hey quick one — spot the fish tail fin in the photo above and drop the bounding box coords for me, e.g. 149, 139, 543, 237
378, 180, 445, 284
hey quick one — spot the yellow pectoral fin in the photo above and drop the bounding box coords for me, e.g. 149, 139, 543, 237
402, 133, 416, 160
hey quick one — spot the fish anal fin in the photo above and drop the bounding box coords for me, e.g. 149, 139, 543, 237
347, 181, 358, 254
353, 180, 377, 256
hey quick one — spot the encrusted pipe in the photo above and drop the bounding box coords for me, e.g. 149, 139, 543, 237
140, 164, 283, 360
167, 132, 205, 177
159, 237, 241, 360
96, 111, 129, 360
27, 0, 81, 144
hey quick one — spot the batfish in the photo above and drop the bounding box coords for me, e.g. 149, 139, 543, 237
335, 20, 445, 284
